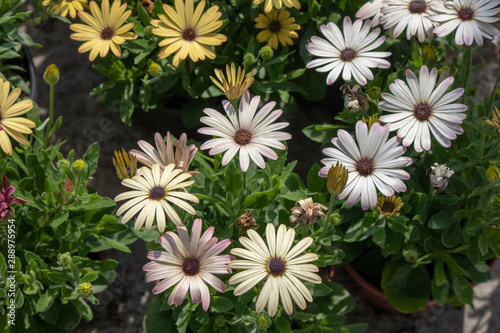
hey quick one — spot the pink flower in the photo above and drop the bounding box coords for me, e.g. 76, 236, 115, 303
143, 218, 233, 311
0, 174, 27, 221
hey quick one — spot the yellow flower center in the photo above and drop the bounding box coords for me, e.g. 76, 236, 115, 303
101, 27, 115, 40
233, 129, 252, 146
269, 20, 281, 33
182, 28, 197, 41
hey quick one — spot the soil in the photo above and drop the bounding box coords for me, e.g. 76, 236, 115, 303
21, 2, 500, 332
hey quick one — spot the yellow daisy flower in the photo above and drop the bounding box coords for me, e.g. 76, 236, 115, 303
253, 0, 300, 13
69, 0, 137, 61
210, 63, 255, 103
377, 195, 404, 219
42, 0, 88, 19
151, 0, 227, 66
0, 79, 35, 156
255, 9, 300, 50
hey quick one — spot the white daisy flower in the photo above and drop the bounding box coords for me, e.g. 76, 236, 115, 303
198, 91, 291, 172
143, 218, 233, 311
114, 164, 199, 232
381, 0, 437, 43
229, 223, 321, 317
378, 65, 467, 152
430, 0, 500, 46
306, 16, 391, 86
319, 121, 412, 210
356, 0, 385, 27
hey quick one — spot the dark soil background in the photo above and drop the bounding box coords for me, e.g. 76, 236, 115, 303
22, 2, 500, 332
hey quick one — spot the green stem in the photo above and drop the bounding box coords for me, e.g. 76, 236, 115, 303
486, 74, 500, 115
44, 83, 54, 148
318, 195, 337, 240
461, 46, 471, 104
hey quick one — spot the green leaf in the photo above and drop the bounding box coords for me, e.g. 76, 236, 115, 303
307, 163, 325, 193
47, 271, 71, 283
307, 282, 333, 297
97, 235, 131, 253
143, 295, 176, 332
381, 261, 431, 313
302, 123, 345, 144
50, 209, 69, 228
427, 211, 458, 229
37, 289, 58, 312
72, 298, 93, 321
176, 302, 197, 333
209, 296, 233, 313
83, 142, 100, 176
451, 273, 473, 306
275, 317, 291, 333
242, 176, 280, 209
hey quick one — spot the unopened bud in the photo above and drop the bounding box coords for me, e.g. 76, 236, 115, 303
148, 61, 162, 77
71, 159, 88, 176
486, 166, 500, 181
43, 64, 59, 85
422, 43, 436, 60
77, 282, 93, 298
327, 162, 348, 195
259, 46, 274, 61
243, 53, 257, 68
367, 86, 381, 100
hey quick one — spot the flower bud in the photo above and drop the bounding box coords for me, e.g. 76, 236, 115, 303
243, 53, 257, 68
58, 252, 72, 267
486, 165, 500, 181
403, 247, 419, 263
255, 314, 271, 329
327, 162, 348, 195
214, 316, 226, 327
362, 114, 380, 130
57, 159, 70, 171
259, 46, 274, 61
77, 282, 93, 298
422, 43, 436, 60
367, 86, 381, 100
148, 61, 162, 77
485, 107, 500, 133
43, 64, 59, 85
71, 159, 88, 176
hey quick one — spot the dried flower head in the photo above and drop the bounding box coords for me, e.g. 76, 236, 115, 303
362, 114, 381, 130
210, 63, 255, 104
342, 84, 368, 115
113, 148, 138, 180
326, 161, 348, 195
377, 195, 404, 218
131, 132, 198, 175
235, 210, 259, 234
43, 64, 60, 85
427, 163, 454, 194
485, 107, 500, 133
486, 165, 500, 181
289, 198, 327, 226
0, 174, 27, 222
141, 0, 155, 15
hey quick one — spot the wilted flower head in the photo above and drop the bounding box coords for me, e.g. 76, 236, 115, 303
0, 174, 27, 222
485, 107, 500, 133
341, 84, 368, 115
326, 161, 348, 195
289, 198, 327, 226
113, 148, 138, 180
486, 165, 500, 181
210, 63, 254, 104
131, 132, 198, 175
428, 163, 454, 194
235, 210, 259, 234
77, 282, 93, 298
377, 195, 403, 218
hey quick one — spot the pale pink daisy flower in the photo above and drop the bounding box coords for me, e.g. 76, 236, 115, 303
319, 121, 412, 210
430, 0, 500, 46
356, 0, 385, 27
381, 0, 437, 43
229, 223, 321, 317
114, 164, 199, 232
379, 65, 467, 152
144, 218, 233, 311
198, 91, 291, 172
306, 16, 391, 86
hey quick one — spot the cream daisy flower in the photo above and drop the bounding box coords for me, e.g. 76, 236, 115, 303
378, 65, 467, 152
69, 0, 137, 61
307, 16, 391, 86
253, 0, 300, 13
255, 9, 300, 50
356, 0, 385, 27
143, 218, 233, 311
151, 0, 227, 66
114, 164, 199, 232
229, 223, 321, 317
319, 121, 412, 210
43, 0, 88, 19
381, 0, 437, 43
430, 0, 500, 46
198, 91, 292, 172
130, 132, 198, 175
0, 79, 35, 156
210, 63, 255, 103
